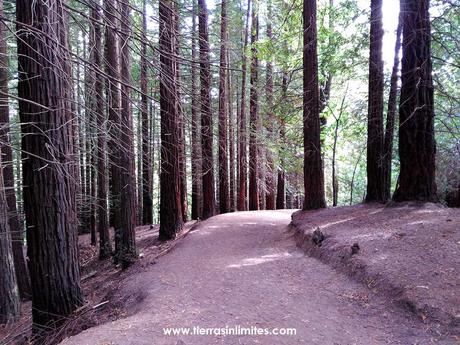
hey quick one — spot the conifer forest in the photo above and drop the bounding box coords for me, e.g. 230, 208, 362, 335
0, 0, 459, 344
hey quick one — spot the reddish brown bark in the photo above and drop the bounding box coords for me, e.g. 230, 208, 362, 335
248, 0, 259, 211
199, 0, 216, 219
383, 15, 402, 201
104, 0, 122, 258
303, 0, 326, 210
0, 0, 30, 299
87, 14, 97, 246
393, 0, 437, 202
265, 0, 276, 210
141, 0, 153, 225
218, 0, 230, 214
276, 73, 288, 210
118, 0, 138, 267
159, 0, 183, 239
174, 3, 188, 222
237, 0, 251, 211
0, 151, 20, 324
17, 0, 83, 330
228, 61, 236, 212
190, 1, 201, 220
91, 2, 112, 260
366, 0, 385, 202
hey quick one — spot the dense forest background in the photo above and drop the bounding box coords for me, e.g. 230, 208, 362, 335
0, 0, 458, 337
1, 0, 458, 222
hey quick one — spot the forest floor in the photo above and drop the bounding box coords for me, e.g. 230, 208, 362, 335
0, 221, 197, 345
291, 203, 460, 339
55, 209, 457, 345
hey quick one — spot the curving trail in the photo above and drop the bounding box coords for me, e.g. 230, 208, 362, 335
62, 211, 434, 345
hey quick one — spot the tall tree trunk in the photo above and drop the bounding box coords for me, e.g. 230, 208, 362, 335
303, 0, 326, 210
265, 0, 276, 210
228, 60, 236, 212
141, 0, 153, 224
87, 16, 97, 247
0, 151, 20, 324
76, 38, 87, 234
159, 0, 184, 239
237, 0, 251, 211
393, 0, 437, 202
383, 15, 402, 201
218, 0, 230, 214
92, 1, 112, 259
118, 0, 137, 267
276, 73, 288, 209
0, 0, 30, 299
190, 0, 201, 220
174, 3, 188, 222
366, 0, 385, 202
248, 0, 259, 211
17, 0, 84, 330
84, 36, 93, 235
331, 87, 348, 207
104, 0, 122, 259
199, 0, 216, 219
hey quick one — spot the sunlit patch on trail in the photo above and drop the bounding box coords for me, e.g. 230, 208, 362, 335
227, 252, 292, 268
320, 218, 355, 229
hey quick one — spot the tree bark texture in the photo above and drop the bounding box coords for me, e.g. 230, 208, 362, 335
366, 0, 385, 202
0, 0, 30, 298
104, 0, 122, 258
159, 0, 184, 239
190, 0, 201, 220
383, 15, 402, 201
0, 151, 20, 324
265, 0, 276, 210
218, 0, 230, 214
17, 0, 84, 330
393, 0, 437, 202
141, 0, 153, 225
237, 0, 251, 211
302, 0, 326, 210
248, 0, 259, 211
91, 1, 112, 260
199, 0, 216, 219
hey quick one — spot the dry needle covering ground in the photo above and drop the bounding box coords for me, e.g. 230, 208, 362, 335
0, 222, 196, 345
291, 203, 460, 338
62, 210, 452, 345
2, 207, 458, 344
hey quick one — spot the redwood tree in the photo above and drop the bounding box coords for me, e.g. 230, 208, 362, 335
0, 152, 20, 324
190, 0, 201, 220
17, 0, 83, 329
199, 0, 216, 219
104, 0, 122, 258
0, 0, 30, 298
248, 0, 259, 211
141, 0, 153, 225
265, 0, 276, 210
393, 0, 437, 202
383, 15, 402, 201
237, 0, 251, 211
91, 1, 112, 260
228, 60, 236, 211
218, 0, 230, 213
366, 0, 385, 202
159, 0, 183, 239
276, 72, 288, 210
302, 0, 326, 210
174, 3, 188, 222
117, 0, 137, 267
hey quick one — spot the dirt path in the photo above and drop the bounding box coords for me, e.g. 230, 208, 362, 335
62, 211, 440, 345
